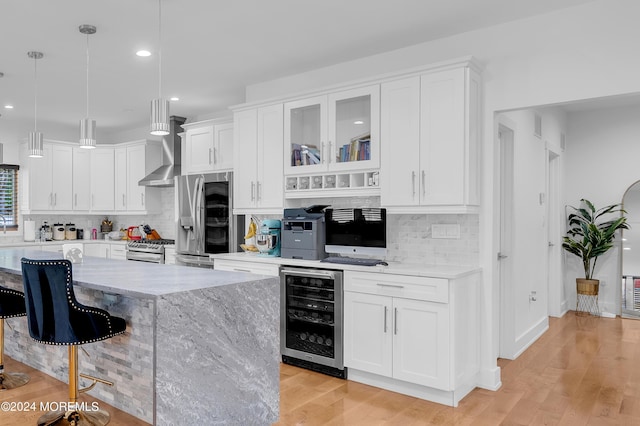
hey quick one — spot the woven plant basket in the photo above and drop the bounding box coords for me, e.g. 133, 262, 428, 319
576, 278, 599, 296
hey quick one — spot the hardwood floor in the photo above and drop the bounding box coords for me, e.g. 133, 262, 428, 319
2, 312, 640, 425
276, 312, 640, 425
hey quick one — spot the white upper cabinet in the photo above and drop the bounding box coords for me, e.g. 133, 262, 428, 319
380, 61, 481, 213
183, 119, 234, 174
284, 85, 380, 175
72, 148, 91, 211
233, 104, 284, 214
90, 147, 115, 211
115, 141, 162, 213
28, 143, 73, 212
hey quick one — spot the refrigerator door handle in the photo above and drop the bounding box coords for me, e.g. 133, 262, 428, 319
195, 176, 205, 251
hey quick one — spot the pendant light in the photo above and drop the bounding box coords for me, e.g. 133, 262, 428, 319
27, 51, 44, 158
79, 24, 97, 149
150, 0, 169, 136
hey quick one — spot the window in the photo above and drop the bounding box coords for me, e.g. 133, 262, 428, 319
0, 165, 19, 231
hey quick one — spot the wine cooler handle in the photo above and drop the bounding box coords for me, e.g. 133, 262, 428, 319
281, 269, 337, 280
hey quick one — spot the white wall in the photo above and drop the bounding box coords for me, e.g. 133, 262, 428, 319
564, 105, 640, 314
245, 0, 640, 390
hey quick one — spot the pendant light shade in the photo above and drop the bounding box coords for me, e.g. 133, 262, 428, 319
150, 0, 169, 136
150, 98, 170, 135
79, 24, 97, 149
27, 51, 44, 158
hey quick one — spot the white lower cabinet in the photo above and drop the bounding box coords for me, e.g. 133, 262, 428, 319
109, 244, 127, 260
343, 270, 478, 407
84, 243, 110, 259
164, 247, 176, 265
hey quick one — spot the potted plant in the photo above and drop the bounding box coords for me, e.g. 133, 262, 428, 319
562, 199, 629, 299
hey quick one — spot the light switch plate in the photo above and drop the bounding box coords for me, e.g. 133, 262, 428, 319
431, 224, 460, 239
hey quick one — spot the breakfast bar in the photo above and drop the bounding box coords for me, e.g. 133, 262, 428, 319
0, 248, 280, 425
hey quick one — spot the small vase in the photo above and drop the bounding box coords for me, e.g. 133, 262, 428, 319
576, 278, 599, 296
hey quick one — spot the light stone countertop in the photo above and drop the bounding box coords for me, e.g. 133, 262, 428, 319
211, 252, 481, 279
0, 248, 267, 298
0, 239, 130, 248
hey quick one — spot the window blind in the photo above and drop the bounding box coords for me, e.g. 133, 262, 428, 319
0, 165, 19, 230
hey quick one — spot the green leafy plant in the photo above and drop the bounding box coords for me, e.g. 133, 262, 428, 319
562, 199, 629, 279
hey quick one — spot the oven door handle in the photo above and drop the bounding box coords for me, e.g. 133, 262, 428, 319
175, 254, 214, 267
280, 268, 338, 280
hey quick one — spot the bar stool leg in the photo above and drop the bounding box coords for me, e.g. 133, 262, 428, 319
37, 346, 111, 426
0, 318, 30, 390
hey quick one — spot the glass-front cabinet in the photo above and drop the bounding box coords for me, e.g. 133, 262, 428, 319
284, 85, 379, 175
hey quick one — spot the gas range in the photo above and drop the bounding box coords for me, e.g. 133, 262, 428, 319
127, 239, 175, 264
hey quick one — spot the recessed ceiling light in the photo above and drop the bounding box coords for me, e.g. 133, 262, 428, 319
136, 50, 151, 57
4, 105, 14, 109
354, 120, 364, 125
170, 97, 179, 101
624, 247, 631, 250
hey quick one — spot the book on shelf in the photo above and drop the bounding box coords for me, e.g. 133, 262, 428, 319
291, 143, 320, 166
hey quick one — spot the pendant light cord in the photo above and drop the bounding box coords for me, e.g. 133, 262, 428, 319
33, 55, 38, 132
86, 32, 90, 118
158, 0, 162, 100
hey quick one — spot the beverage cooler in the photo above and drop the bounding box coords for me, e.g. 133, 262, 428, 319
280, 267, 346, 378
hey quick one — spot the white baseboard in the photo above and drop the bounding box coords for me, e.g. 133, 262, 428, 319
477, 365, 501, 391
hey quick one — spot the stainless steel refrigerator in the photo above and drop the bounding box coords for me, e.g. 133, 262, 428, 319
175, 172, 243, 267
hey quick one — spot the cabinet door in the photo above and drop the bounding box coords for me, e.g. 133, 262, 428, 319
327, 85, 380, 171
51, 145, 73, 210
185, 125, 214, 174
84, 243, 110, 259
126, 144, 146, 211
72, 148, 91, 210
420, 68, 465, 205
256, 104, 284, 209
29, 145, 53, 210
284, 96, 326, 174
392, 298, 450, 389
380, 77, 421, 207
213, 122, 234, 171
90, 148, 115, 211
344, 291, 392, 377
233, 109, 258, 210
109, 244, 127, 260
114, 147, 127, 210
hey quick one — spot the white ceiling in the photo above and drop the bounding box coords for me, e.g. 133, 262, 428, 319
0, 0, 597, 142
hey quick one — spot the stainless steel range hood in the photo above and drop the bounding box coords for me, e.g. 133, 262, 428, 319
139, 116, 187, 187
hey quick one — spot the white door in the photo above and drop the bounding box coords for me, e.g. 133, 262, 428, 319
498, 124, 515, 358
72, 148, 91, 210
29, 145, 53, 210
186, 125, 214, 174
51, 145, 73, 210
392, 298, 450, 389
420, 68, 465, 205
256, 104, 284, 209
284, 96, 327, 174
90, 148, 115, 211
380, 76, 421, 207
126, 144, 146, 211
114, 147, 127, 210
233, 109, 258, 210
214, 122, 234, 171
547, 149, 563, 317
343, 291, 392, 376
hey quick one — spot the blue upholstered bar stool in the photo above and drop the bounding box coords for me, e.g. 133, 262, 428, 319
0, 285, 30, 390
21, 258, 127, 426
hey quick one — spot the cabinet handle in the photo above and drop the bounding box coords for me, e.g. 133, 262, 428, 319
394, 308, 398, 335
122, 194, 126, 207
422, 170, 426, 197
209, 148, 212, 165
377, 283, 404, 289
49, 193, 53, 207
384, 306, 388, 333
141, 193, 144, 206
74, 194, 77, 207
257, 181, 262, 201
321, 141, 326, 164
54, 193, 57, 207
412, 171, 416, 197
213, 147, 217, 165
92, 194, 94, 208
251, 182, 255, 201
328, 141, 333, 164
233, 268, 252, 273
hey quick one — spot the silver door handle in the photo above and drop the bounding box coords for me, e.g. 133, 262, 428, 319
213, 147, 217, 165
384, 306, 388, 333
122, 194, 126, 207
209, 148, 213, 165
422, 170, 426, 196
412, 171, 416, 196
321, 141, 326, 164
75, 194, 77, 207
54, 193, 57, 206
257, 181, 262, 201
281, 268, 336, 280
328, 141, 333, 163
232, 268, 252, 273
251, 182, 255, 201
394, 308, 398, 335
49, 193, 53, 207
141, 193, 144, 206
497, 252, 508, 260
92, 194, 94, 207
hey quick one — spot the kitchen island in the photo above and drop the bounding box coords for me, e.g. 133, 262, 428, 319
0, 248, 280, 425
